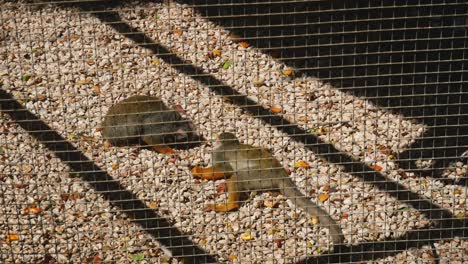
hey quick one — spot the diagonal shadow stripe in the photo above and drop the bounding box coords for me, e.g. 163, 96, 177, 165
24, 0, 468, 261
0, 88, 217, 263
297, 218, 467, 263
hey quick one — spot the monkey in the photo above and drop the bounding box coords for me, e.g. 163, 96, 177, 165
191, 132, 345, 244
101, 95, 199, 154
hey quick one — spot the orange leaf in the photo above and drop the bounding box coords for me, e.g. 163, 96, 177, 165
25, 207, 42, 214
270, 106, 282, 113
372, 164, 383, 171
294, 160, 310, 168
92, 255, 102, 264
282, 69, 293, 76
239, 42, 250, 48
318, 193, 329, 202
173, 29, 183, 36
341, 213, 349, 219
111, 164, 119, 170
212, 49, 221, 56
7, 234, 19, 242
263, 199, 279, 208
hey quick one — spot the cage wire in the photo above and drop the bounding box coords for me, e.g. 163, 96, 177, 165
0, 0, 467, 263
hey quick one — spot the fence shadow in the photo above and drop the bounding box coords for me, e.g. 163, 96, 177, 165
176, 0, 468, 185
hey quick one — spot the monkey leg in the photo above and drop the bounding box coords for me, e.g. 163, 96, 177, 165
153, 145, 176, 154
191, 166, 227, 180
206, 178, 240, 212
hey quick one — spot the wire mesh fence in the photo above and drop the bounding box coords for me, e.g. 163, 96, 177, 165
0, 0, 466, 263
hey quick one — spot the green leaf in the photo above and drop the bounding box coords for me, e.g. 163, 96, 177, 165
21, 75, 31, 82
397, 207, 410, 211
131, 253, 145, 261
0, 146, 4, 155
222, 60, 232, 69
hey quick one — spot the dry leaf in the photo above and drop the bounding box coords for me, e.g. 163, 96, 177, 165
341, 213, 349, 219
282, 69, 293, 76
24, 206, 42, 214
212, 49, 221, 56
294, 160, 310, 168
323, 185, 329, 192
454, 189, 462, 195
37, 95, 47, 101
239, 41, 250, 48
111, 164, 119, 170
91, 85, 101, 94
76, 79, 92, 86
87, 60, 95, 66
173, 105, 186, 115
92, 255, 102, 264
240, 231, 254, 241
21, 164, 33, 174
263, 199, 279, 208
173, 29, 183, 36
311, 216, 319, 225
7, 234, 19, 242
95, 127, 104, 132
149, 202, 158, 209
274, 239, 284, 248
372, 164, 383, 171
270, 106, 282, 113
318, 193, 329, 202
228, 255, 238, 261
151, 59, 159, 65
104, 141, 112, 149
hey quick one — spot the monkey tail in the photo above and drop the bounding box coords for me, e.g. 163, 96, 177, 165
279, 178, 344, 244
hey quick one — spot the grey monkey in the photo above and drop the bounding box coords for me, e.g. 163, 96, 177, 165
101, 95, 197, 154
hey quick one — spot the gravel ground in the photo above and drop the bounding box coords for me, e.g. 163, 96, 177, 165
0, 1, 466, 263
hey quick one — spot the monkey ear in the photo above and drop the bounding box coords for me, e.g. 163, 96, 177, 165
175, 128, 188, 140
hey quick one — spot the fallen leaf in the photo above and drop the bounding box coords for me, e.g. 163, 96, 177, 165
92, 255, 102, 264
21, 75, 31, 82
15, 183, 27, 189
7, 234, 19, 242
341, 213, 349, 219
294, 160, 310, 168
282, 69, 293, 76
323, 185, 329, 192
274, 239, 284, 248
173, 29, 183, 36
263, 199, 279, 208
200, 238, 207, 245
228, 255, 238, 261
240, 231, 254, 241
0, 70, 8, 76
95, 127, 104, 132
318, 193, 329, 202
151, 59, 159, 65
21, 164, 33, 174
372, 164, 383, 171
454, 189, 462, 195
104, 141, 112, 149
91, 85, 101, 94
24, 206, 42, 214
306, 241, 313, 248
131, 253, 145, 261
0, 147, 4, 155
173, 105, 186, 115
87, 60, 95, 66
270, 106, 282, 113
76, 79, 92, 86
37, 94, 46, 101
212, 49, 221, 57
388, 154, 395, 159
111, 164, 119, 170
148, 202, 158, 209
222, 60, 232, 69
239, 41, 250, 48
311, 216, 319, 225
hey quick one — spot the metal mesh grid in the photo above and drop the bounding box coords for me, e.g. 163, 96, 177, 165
0, 0, 466, 263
